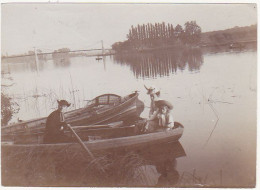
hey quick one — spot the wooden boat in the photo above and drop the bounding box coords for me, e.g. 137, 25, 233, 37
1, 123, 184, 187
1, 122, 184, 153
1, 92, 140, 134
229, 43, 245, 49
2, 121, 125, 144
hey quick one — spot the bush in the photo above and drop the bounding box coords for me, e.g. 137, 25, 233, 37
1, 92, 19, 125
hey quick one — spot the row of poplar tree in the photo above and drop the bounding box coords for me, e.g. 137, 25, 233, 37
112, 21, 201, 51
127, 21, 201, 45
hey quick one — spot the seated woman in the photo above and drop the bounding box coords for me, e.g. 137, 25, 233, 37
155, 100, 174, 130
143, 85, 161, 132
43, 100, 73, 143
144, 100, 174, 132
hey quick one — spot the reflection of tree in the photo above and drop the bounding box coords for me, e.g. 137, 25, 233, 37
1, 55, 47, 73
52, 52, 71, 67
156, 159, 179, 187
137, 141, 186, 187
179, 48, 204, 71
113, 49, 203, 78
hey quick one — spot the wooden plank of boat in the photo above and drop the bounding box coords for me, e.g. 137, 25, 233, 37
1, 93, 134, 132
2, 92, 139, 134
1, 107, 87, 133
7, 104, 136, 135
1, 122, 184, 153
73, 121, 124, 130
1, 121, 125, 143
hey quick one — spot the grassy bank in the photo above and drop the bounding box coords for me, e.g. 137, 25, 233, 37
200, 24, 257, 47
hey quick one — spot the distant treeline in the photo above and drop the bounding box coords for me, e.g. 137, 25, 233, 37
112, 23, 257, 52
112, 21, 201, 52
200, 24, 257, 46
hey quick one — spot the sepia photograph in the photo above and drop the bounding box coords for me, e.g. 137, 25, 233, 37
1, 1, 258, 188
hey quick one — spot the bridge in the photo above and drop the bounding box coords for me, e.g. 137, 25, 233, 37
2, 48, 114, 59
2, 40, 114, 59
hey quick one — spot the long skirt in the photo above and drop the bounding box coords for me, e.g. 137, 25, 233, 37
43, 132, 74, 144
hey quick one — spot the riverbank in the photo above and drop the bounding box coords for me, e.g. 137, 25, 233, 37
112, 24, 256, 53
112, 40, 256, 55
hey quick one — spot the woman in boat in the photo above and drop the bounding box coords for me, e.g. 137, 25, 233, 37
155, 100, 174, 130
143, 85, 162, 132
144, 85, 161, 117
43, 100, 73, 143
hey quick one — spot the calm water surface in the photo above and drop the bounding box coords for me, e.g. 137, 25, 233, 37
1, 47, 257, 187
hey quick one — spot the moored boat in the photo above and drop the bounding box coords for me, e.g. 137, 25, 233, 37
1, 92, 140, 134
1, 122, 184, 153
1, 124, 184, 187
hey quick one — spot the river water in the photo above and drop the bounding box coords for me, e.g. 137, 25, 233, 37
1, 45, 257, 187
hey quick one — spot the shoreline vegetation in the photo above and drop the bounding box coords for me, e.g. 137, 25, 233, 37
111, 22, 256, 53
1, 23, 257, 61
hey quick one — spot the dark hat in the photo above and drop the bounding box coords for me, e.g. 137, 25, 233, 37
57, 100, 71, 107
155, 100, 173, 110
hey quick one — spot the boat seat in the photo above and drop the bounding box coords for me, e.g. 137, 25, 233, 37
95, 105, 112, 114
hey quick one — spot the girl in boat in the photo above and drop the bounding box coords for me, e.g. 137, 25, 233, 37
155, 100, 175, 130
143, 85, 162, 132
144, 85, 161, 117
43, 100, 73, 143
143, 97, 174, 132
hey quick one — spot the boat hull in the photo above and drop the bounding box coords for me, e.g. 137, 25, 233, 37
2, 92, 139, 134
1, 122, 184, 153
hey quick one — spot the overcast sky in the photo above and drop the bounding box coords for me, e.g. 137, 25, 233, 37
1, 3, 257, 55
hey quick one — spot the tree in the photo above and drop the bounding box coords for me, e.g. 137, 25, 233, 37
1, 92, 19, 125
183, 21, 201, 45
119, 21, 202, 51
174, 24, 184, 39
28, 50, 35, 55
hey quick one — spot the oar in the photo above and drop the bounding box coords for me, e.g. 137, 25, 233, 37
67, 124, 106, 173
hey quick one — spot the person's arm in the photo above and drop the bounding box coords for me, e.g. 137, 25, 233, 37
149, 101, 154, 117
148, 108, 159, 121
166, 113, 174, 129
61, 121, 69, 130
59, 112, 69, 131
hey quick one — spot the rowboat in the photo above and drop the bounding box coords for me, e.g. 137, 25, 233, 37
1, 122, 184, 153
2, 121, 125, 144
1, 92, 140, 134
1, 124, 184, 187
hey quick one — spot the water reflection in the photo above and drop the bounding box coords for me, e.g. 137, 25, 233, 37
179, 49, 204, 71
1, 55, 47, 73
1, 53, 71, 73
52, 52, 71, 67
201, 42, 257, 55
128, 141, 186, 187
113, 48, 203, 78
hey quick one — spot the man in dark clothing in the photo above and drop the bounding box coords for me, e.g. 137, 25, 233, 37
43, 100, 72, 143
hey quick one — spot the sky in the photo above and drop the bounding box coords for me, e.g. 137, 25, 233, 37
1, 3, 257, 55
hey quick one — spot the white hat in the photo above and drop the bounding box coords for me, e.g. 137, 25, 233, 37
144, 85, 160, 95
